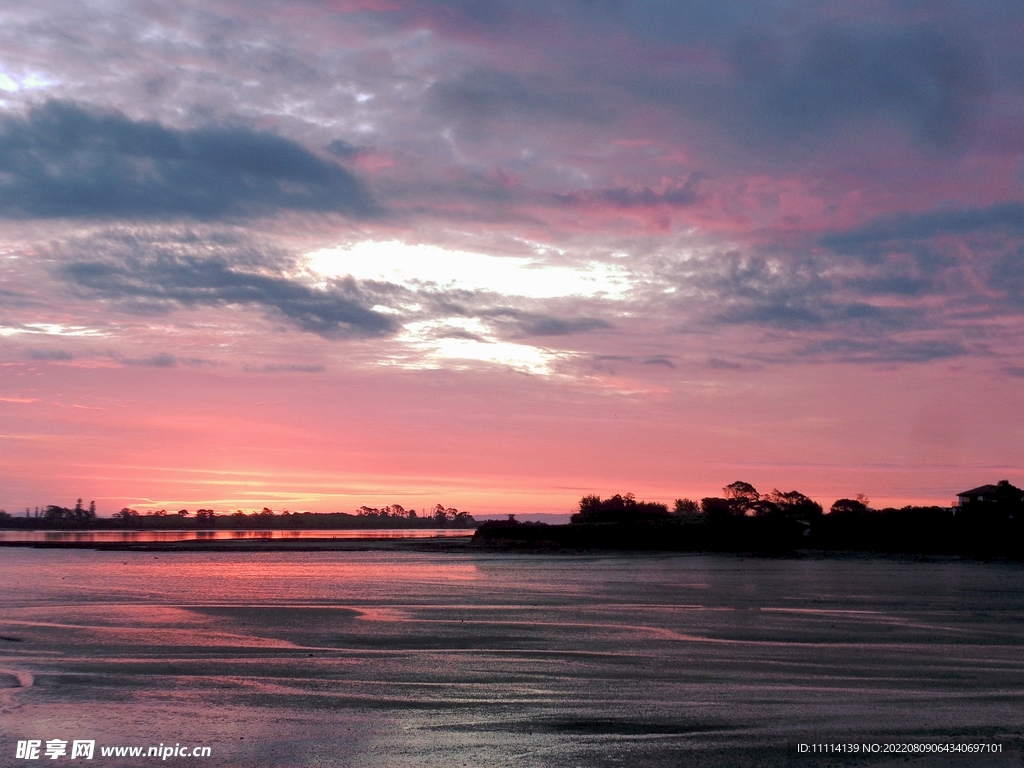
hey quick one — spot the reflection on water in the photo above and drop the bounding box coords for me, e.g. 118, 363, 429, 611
1, 550, 1022, 767
0, 528, 474, 543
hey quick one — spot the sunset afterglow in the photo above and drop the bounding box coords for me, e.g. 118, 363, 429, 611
1, 1, 1023, 515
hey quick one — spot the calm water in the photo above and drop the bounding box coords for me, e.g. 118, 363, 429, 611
1, 549, 1022, 767
0, 529, 475, 543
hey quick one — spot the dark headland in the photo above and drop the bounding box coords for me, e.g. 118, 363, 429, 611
472, 482, 1024, 559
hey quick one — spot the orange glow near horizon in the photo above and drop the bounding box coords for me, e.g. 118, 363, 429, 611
3, 353, 1020, 516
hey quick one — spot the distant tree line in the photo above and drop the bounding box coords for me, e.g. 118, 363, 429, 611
0, 501, 477, 530
567, 482, 826, 525
474, 480, 1024, 558
572, 492, 671, 523
0, 499, 98, 527
356, 504, 473, 525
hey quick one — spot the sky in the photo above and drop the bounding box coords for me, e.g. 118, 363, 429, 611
1, 0, 1023, 516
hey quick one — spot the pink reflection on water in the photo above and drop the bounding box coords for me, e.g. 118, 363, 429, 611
0, 549, 484, 608
0, 528, 475, 543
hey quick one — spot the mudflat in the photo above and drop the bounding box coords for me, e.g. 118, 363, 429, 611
1, 548, 1022, 766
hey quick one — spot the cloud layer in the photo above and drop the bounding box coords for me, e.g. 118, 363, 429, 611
0, 101, 375, 219
1, 0, 1023, 511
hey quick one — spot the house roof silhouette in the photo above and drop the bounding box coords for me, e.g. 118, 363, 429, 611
957, 481, 1024, 502
958, 484, 1002, 498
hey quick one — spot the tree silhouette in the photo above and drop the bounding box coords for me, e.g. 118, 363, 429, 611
43, 505, 72, 524
831, 498, 870, 515
766, 489, 823, 519
722, 482, 760, 516
700, 497, 735, 521
724, 481, 759, 504
571, 493, 669, 523
113, 507, 140, 526
673, 498, 700, 516
195, 509, 216, 524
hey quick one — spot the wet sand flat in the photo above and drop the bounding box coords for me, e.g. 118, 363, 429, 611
1, 548, 1022, 766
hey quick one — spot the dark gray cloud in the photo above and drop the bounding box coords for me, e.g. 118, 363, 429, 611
410, 3, 991, 153
116, 353, 177, 367
426, 69, 606, 125
429, 327, 487, 342
476, 308, 612, 338
598, 184, 700, 208
655, 246, 984, 365
398, 287, 615, 339
581, 353, 676, 375
717, 295, 915, 331
822, 203, 1024, 253
818, 203, 1024, 306
244, 363, 327, 373
408, 0, 782, 46
25, 348, 73, 361
692, 252, 913, 331
60, 254, 397, 339
641, 355, 675, 368
991, 246, 1024, 306
325, 140, 363, 159
559, 176, 703, 209
584, 354, 633, 376
725, 26, 986, 149
795, 338, 968, 363
844, 274, 934, 298
706, 357, 744, 370
0, 101, 377, 220
594, 25, 987, 159
111, 353, 216, 368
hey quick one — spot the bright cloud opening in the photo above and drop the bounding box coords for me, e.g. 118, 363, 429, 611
0, 69, 57, 92
390, 319, 562, 375
0, 324, 105, 337
304, 240, 632, 299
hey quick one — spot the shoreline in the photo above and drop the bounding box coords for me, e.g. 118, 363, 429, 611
2, 537, 1020, 564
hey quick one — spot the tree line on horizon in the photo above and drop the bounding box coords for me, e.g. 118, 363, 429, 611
571, 482, 856, 524
0, 498, 99, 526
568, 478, 1014, 523
479, 480, 1024, 557
0, 501, 476, 530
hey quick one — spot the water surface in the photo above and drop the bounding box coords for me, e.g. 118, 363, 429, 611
0, 528, 474, 543
1, 549, 1021, 766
